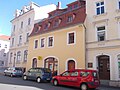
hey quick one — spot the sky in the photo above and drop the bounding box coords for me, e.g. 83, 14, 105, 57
0, 0, 76, 36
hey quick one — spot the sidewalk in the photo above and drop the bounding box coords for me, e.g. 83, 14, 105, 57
100, 80, 120, 88
0, 83, 44, 90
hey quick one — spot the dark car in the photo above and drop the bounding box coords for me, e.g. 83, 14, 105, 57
23, 67, 52, 83
52, 69, 100, 90
4, 67, 23, 77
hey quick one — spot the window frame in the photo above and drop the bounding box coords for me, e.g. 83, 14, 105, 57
24, 50, 28, 62
17, 51, 21, 61
34, 39, 39, 49
40, 37, 46, 48
67, 31, 76, 45
97, 26, 106, 41
96, 1, 105, 15
47, 36, 54, 48
117, 54, 120, 79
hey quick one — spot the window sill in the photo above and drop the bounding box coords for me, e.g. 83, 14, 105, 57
93, 12, 107, 18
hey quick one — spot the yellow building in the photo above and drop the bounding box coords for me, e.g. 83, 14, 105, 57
27, 1, 86, 75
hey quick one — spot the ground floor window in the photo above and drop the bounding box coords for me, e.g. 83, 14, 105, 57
32, 58, 37, 68
117, 54, 120, 78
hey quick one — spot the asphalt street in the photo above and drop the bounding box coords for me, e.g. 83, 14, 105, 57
0, 74, 120, 90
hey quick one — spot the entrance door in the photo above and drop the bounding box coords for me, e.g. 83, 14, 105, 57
44, 57, 58, 76
68, 60, 75, 70
98, 55, 110, 80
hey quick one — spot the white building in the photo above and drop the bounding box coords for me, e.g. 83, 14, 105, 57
0, 35, 10, 67
9, 2, 57, 71
86, 0, 120, 82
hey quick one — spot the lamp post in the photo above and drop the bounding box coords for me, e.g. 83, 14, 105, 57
13, 53, 16, 67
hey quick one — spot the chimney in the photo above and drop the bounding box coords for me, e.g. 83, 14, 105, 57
57, 2, 61, 9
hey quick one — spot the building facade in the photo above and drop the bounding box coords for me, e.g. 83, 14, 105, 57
0, 35, 10, 67
86, 0, 120, 81
27, 1, 86, 75
9, 2, 56, 71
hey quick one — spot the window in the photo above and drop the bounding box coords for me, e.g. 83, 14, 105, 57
44, 23, 50, 30
0, 44, 1, 47
117, 54, 120, 78
26, 33, 29, 42
34, 40, 38, 49
10, 53, 13, 63
119, 0, 120, 9
11, 38, 14, 46
19, 35, 22, 44
40, 38, 45, 48
48, 36, 54, 47
67, 16, 73, 23
13, 25, 15, 31
28, 18, 31, 25
80, 71, 90, 77
74, 4, 78, 8
17, 51, 21, 61
97, 26, 106, 41
67, 31, 75, 44
21, 21, 23, 28
24, 50, 28, 62
54, 19, 61, 27
5, 44, 7, 48
96, 1, 105, 15
71, 71, 78, 76
62, 71, 70, 76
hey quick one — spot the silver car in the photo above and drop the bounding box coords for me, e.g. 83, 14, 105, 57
4, 67, 23, 77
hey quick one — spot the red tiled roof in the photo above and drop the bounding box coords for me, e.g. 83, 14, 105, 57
30, 1, 86, 37
0, 35, 10, 41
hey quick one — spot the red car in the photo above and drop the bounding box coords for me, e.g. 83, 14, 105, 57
52, 69, 100, 90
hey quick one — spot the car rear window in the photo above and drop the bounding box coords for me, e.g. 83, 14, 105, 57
92, 71, 98, 78
15, 68, 22, 71
43, 68, 51, 73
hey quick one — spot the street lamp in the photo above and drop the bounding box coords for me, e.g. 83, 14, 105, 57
13, 53, 16, 67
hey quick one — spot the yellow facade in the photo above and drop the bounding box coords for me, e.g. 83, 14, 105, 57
27, 24, 85, 74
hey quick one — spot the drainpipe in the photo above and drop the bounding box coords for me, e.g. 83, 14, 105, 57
82, 23, 87, 69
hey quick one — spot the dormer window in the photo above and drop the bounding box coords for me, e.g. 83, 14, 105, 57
67, 14, 75, 23
54, 18, 62, 27
74, 4, 78, 8
44, 22, 50, 30
35, 25, 41, 32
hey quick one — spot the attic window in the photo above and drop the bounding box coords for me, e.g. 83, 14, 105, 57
44, 22, 50, 30
54, 18, 62, 27
67, 13, 76, 23
74, 4, 78, 8
35, 26, 41, 32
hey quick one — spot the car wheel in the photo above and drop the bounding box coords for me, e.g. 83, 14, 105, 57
37, 77, 41, 83
80, 83, 88, 90
10, 74, 13, 77
23, 75, 27, 80
4, 73, 6, 76
53, 79, 58, 86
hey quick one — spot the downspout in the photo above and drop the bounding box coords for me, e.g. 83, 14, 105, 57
82, 23, 87, 69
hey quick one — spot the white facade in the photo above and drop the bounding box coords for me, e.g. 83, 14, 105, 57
0, 35, 10, 67
9, 2, 57, 71
86, 0, 120, 81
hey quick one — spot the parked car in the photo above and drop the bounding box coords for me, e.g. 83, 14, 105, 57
52, 69, 100, 90
4, 67, 23, 77
23, 67, 52, 83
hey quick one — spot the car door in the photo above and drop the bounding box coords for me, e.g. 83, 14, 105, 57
59, 71, 71, 85
69, 71, 79, 87
27, 68, 36, 80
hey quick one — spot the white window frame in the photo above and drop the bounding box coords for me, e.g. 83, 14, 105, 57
67, 31, 76, 45
34, 39, 39, 49
97, 26, 106, 41
40, 37, 46, 48
95, 1, 105, 15
47, 36, 54, 48
19, 35, 22, 44
17, 51, 21, 61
